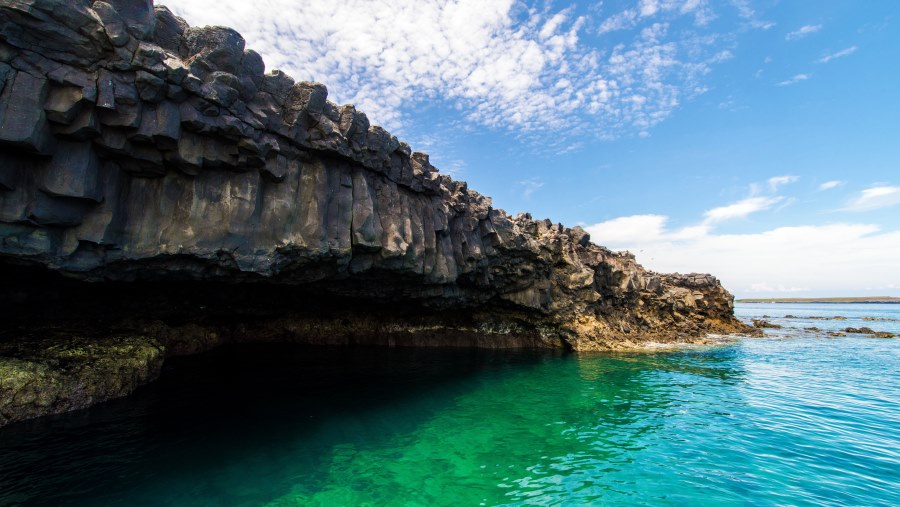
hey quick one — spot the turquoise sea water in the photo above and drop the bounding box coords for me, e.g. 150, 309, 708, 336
1, 303, 898, 506
735, 302, 900, 335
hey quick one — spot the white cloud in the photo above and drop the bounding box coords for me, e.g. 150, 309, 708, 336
585, 214, 668, 244
597, 9, 638, 34
730, 0, 755, 19
441, 159, 467, 178
777, 73, 810, 86
768, 175, 798, 191
703, 196, 783, 223
730, 0, 774, 30
818, 180, 843, 191
517, 178, 544, 199
818, 46, 858, 63
640, 0, 660, 17
842, 185, 900, 211
786, 24, 823, 40
584, 217, 900, 296
601, 0, 715, 30
169, 0, 735, 139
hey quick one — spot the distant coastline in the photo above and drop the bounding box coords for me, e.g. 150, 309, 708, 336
736, 297, 900, 304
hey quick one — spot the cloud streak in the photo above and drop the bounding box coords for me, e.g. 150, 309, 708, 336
777, 74, 810, 86
768, 175, 798, 191
842, 185, 900, 211
819, 46, 858, 63
517, 178, 545, 199
703, 196, 783, 223
786, 24, 822, 40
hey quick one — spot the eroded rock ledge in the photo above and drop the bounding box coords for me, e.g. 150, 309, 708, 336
0, 0, 752, 426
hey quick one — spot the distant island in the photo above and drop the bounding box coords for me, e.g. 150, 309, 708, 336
737, 297, 900, 304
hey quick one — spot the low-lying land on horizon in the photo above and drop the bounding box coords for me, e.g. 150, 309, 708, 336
737, 297, 900, 304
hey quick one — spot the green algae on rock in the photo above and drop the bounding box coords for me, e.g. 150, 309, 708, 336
0, 335, 164, 427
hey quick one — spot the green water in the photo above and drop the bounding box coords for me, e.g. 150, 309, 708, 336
265, 342, 899, 506
2, 308, 899, 505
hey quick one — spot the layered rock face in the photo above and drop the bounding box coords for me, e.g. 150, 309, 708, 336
0, 0, 750, 424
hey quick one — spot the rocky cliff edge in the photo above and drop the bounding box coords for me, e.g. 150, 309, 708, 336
0, 0, 752, 425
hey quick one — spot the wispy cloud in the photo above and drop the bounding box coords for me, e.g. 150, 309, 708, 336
597, 9, 638, 34
169, 0, 738, 141
842, 185, 900, 211
777, 73, 811, 86
517, 178, 544, 199
786, 24, 823, 40
818, 180, 844, 191
768, 175, 798, 191
818, 46, 858, 63
441, 159, 467, 178
703, 196, 783, 223
730, 0, 775, 30
586, 214, 669, 244
599, 0, 714, 28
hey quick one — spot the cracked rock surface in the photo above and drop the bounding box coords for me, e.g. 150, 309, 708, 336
0, 0, 752, 425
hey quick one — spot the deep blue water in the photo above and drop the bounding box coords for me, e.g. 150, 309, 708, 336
0, 303, 898, 506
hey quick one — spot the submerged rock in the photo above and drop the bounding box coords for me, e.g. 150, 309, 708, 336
0, 0, 752, 425
844, 327, 897, 338
752, 319, 783, 329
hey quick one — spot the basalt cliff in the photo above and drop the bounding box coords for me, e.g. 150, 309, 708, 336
0, 0, 751, 426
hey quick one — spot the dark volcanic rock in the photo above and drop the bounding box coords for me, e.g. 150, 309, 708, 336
844, 327, 876, 334
752, 319, 783, 329
0, 0, 752, 425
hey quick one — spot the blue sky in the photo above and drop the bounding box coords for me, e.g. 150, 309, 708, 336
170, 0, 900, 297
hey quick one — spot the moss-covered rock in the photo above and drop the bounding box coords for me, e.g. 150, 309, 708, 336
0, 335, 164, 428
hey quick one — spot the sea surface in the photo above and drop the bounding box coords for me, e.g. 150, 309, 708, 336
1, 303, 898, 506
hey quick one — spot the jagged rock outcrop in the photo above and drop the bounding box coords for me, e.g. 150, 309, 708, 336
0, 0, 751, 425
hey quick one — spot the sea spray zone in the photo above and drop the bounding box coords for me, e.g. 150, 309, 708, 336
0, 0, 749, 426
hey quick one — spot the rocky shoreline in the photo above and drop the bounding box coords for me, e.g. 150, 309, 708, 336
0, 0, 751, 427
